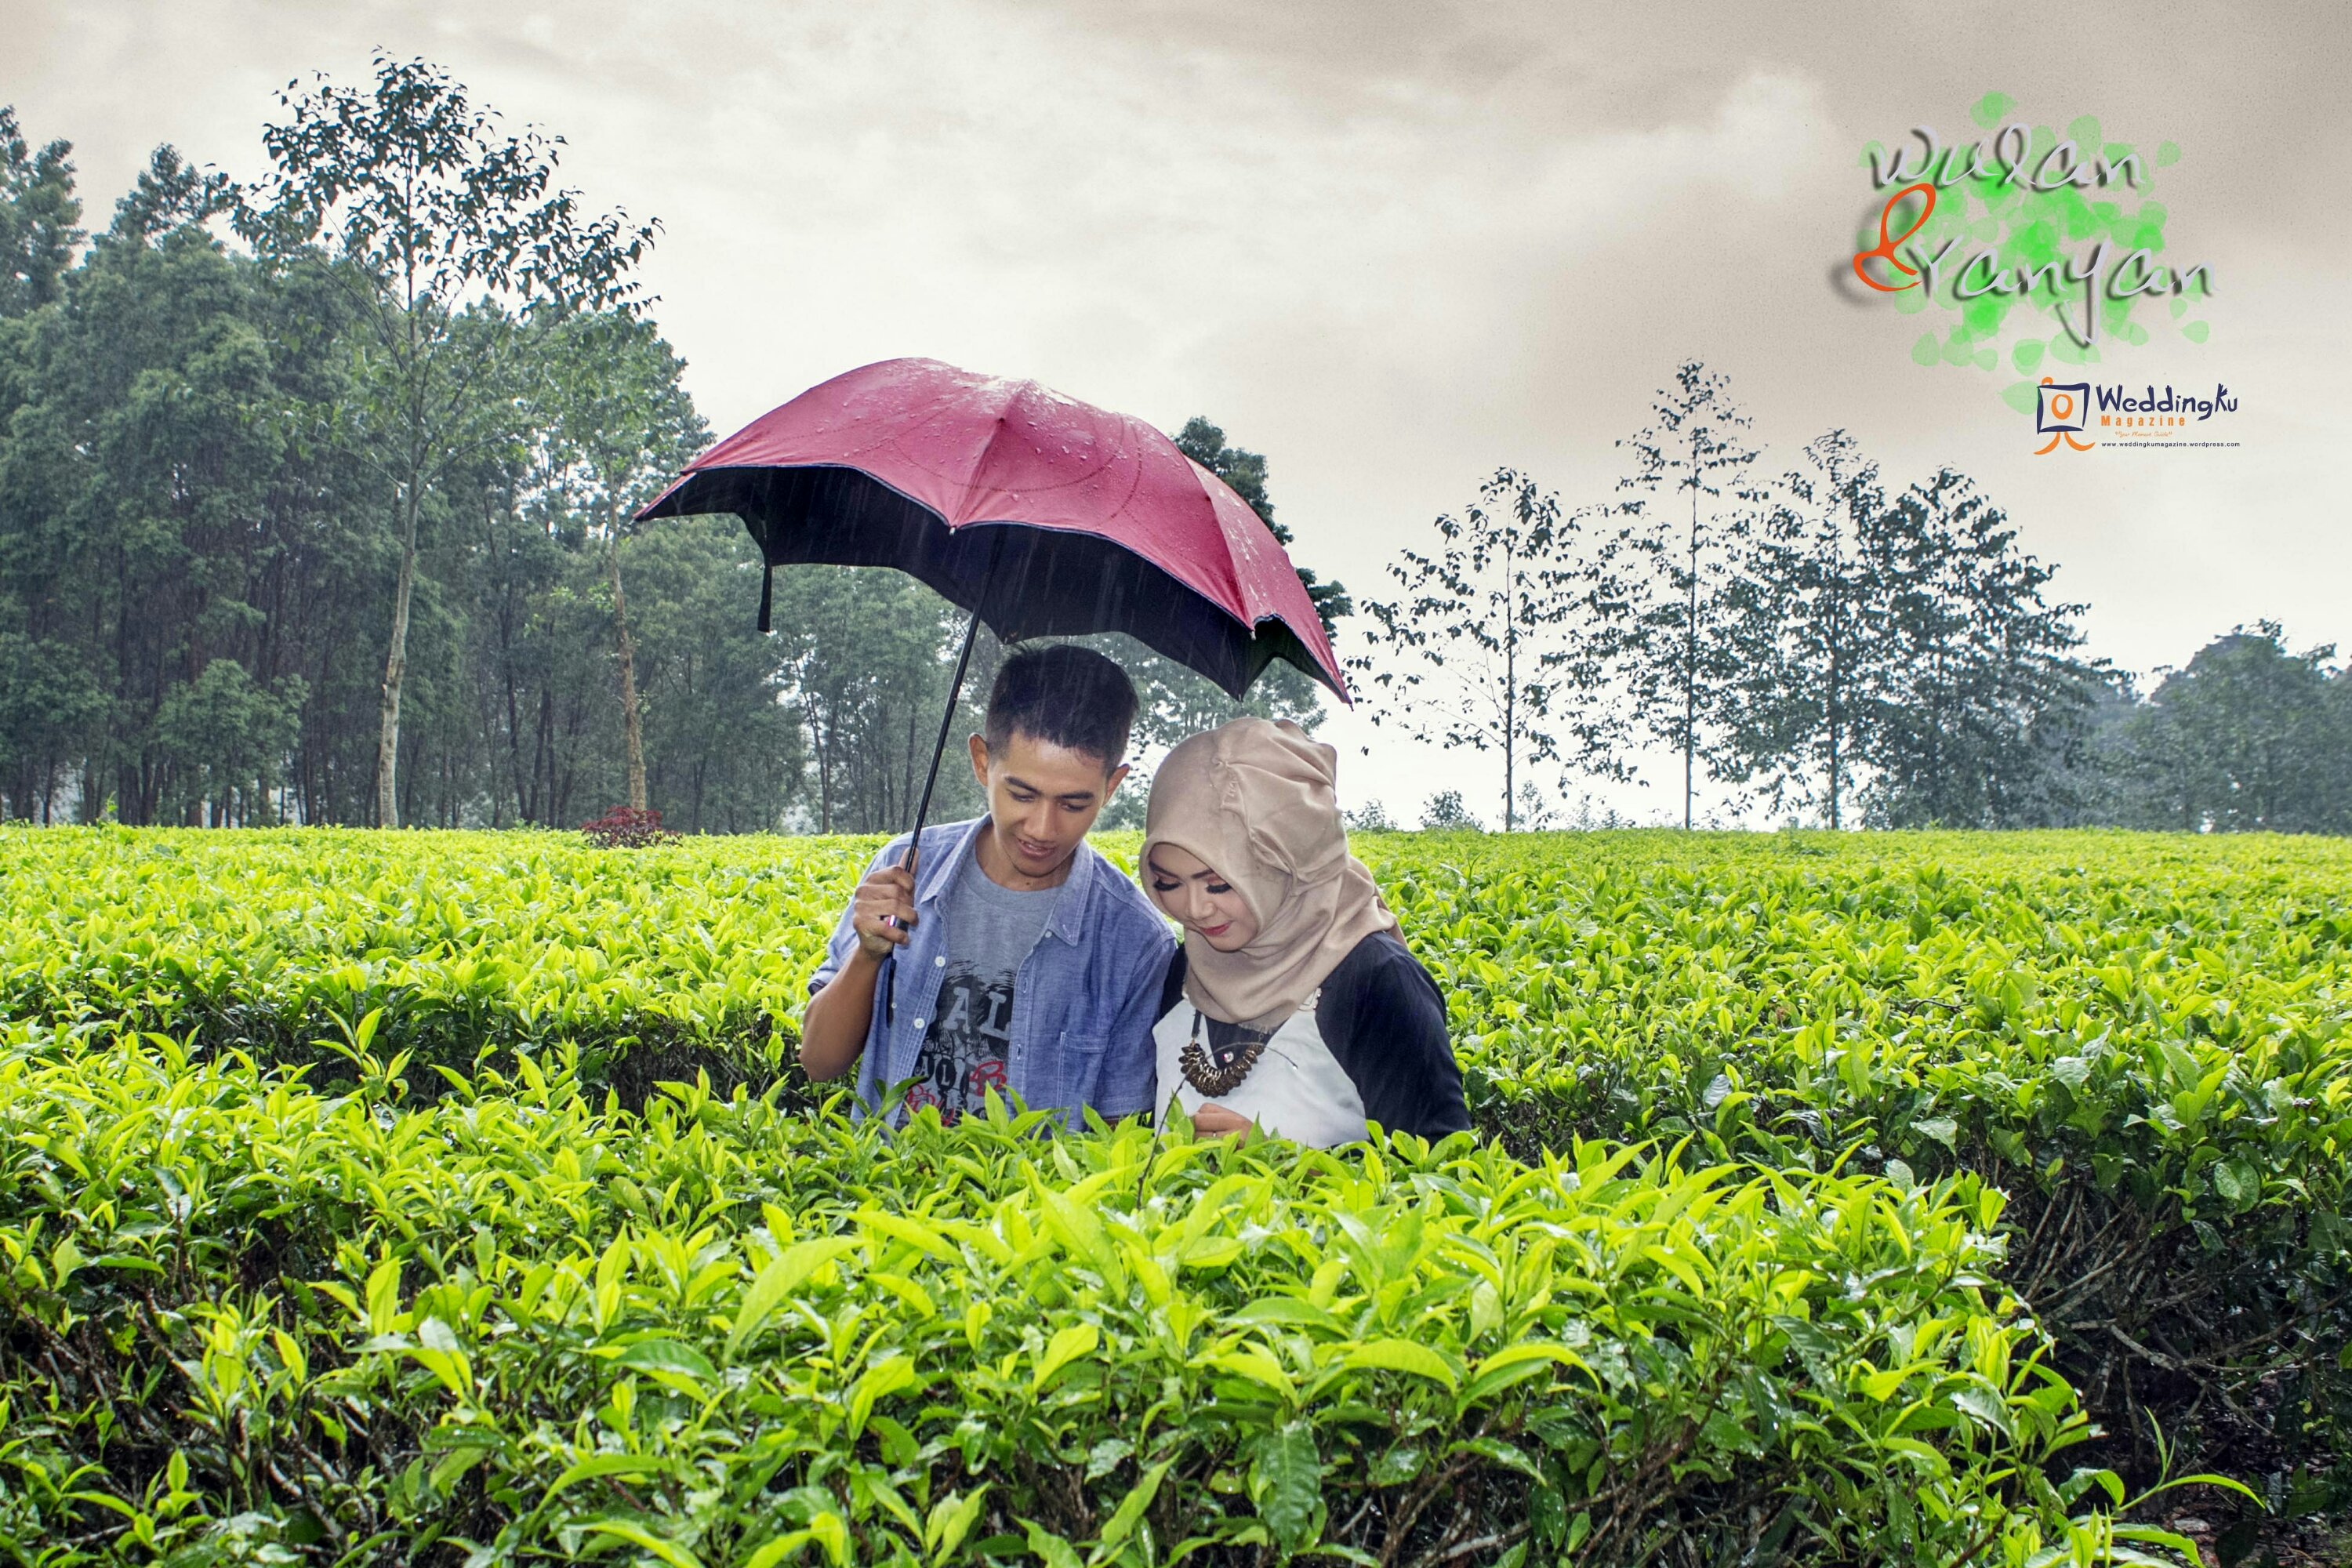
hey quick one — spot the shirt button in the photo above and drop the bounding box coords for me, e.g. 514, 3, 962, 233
934, 956, 946, 967
913, 1019, 926, 1031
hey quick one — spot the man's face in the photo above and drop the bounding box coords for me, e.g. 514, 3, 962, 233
967, 730, 1129, 881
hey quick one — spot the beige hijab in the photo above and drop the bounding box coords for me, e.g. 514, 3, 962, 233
1142, 717, 1397, 1027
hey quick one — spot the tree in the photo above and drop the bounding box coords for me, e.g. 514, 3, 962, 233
1712, 430, 1893, 829
2118, 625, 2349, 833
238, 53, 657, 826
1601, 360, 1765, 829
771, 567, 973, 834
0, 630, 107, 820
0, 149, 363, 826
532, 309, 708, 811
1082, 418, 1345, 757
2002, 669, 2144, 828
0, 107, 82, 317
1352, 468, 1601, 831
1863, 468, 2103, 827
102, 144, 235, 252
0, 99, 868, 835
622, 515, 807, 833
151, 659, 307, 825
1419, 789, 1483, 831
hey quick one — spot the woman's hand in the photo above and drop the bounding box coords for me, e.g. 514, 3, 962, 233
1191, 1102, 1254, 1137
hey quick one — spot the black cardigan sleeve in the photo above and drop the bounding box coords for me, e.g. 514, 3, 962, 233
1315, 931, 1471, 1142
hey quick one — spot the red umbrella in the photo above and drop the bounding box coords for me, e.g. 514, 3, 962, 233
637, 356, 1348, 851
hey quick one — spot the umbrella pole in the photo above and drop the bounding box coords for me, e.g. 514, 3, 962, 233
881, 602, 984, 1025
904, 602, 985, 880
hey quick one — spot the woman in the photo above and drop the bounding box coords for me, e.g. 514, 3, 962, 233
1142, 717, 1471, 1146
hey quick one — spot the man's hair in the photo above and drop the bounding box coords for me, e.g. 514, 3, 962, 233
983, 644, 1138, 771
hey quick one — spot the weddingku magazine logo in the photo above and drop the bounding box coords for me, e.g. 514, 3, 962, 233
2031, 376, 2240, 454
1849, 92, 2217, 417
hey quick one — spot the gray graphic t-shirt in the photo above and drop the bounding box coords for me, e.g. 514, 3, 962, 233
906, 855, 1058, 1123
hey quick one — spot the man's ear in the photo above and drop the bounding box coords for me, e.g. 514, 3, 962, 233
967, 732, 990, 787
1102, 760, 1132, 799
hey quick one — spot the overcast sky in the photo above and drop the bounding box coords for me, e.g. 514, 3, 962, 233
6, 0, 2348, 825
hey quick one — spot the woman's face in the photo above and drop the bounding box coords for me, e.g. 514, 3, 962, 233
1145, 843, 1260, 952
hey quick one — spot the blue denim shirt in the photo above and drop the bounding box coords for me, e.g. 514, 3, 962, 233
807, 818, 1173, 1129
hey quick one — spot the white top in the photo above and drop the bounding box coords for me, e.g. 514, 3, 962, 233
1152, 989, 1370, 1148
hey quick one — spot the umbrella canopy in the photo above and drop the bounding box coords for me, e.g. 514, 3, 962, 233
634, 357, 1348, 702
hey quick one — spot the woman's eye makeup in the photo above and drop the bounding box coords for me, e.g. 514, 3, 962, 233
1150, 879, 1178, 893
1207, 882, 1232, 895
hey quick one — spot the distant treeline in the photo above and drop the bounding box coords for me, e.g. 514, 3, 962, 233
0, 81, 1314, 834
2, 79, 2346, 837
1348, 363, 2352, 836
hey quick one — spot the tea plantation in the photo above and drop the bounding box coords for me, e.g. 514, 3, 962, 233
2, 825, 2347, 1567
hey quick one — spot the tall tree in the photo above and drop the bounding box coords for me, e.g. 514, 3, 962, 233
532, 309, 709, 811
0, 103, 850, 833
150, 659, 307, 826
1602, 360, 1764, 829
0, 630, 107, 820
237, 53, 656, 826
0, 107, 82, 317
1352, 468, 1599, 831
1864, 468, 2103, 826
1713, 430, 1893, 829
0, 144, 364, 826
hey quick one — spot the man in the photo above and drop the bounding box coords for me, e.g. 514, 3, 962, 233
800, 644, 1171, 1129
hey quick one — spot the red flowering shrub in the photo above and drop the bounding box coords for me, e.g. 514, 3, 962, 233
580, 805, 677, 849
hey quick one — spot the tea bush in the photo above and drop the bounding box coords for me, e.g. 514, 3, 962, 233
0, 826, 846, 1099
1377, 831, 2352, 1497
0, 1031, 2179, 1568
2, 823, 2344, 1523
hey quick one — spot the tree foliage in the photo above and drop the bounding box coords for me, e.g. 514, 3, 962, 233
2114, 625, 2350, 833
2, 92, 1386, 834
1861, 469, 2105, 827
1711, 429, 1898, 829
1600, 360, 1765, 829
1352, 378, 2258, 834
2, 87, 2342, 837
1352, 468, 1607, 831
0, 107, 82, 315
236, 53, 659, 826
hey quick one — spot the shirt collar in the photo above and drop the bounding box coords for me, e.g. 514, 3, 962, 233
912, 818, 986, 909
1042, 845, 1094, 946
913, 818, 1094, 947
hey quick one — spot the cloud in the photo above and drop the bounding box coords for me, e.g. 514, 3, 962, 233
5, 0, 2349, 823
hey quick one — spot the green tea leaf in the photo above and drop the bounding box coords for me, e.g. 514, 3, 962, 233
1250, 1423, 1323, 1553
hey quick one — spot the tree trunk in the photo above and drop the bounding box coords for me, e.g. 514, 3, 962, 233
1504, 552, 1517, 832
376, 479, 421, 828
606, 517, 648, 812
1827, 624, 1844, 831
815, 706, 835, 834
1683, 469, 1700, 831
532, 684, 554, 824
